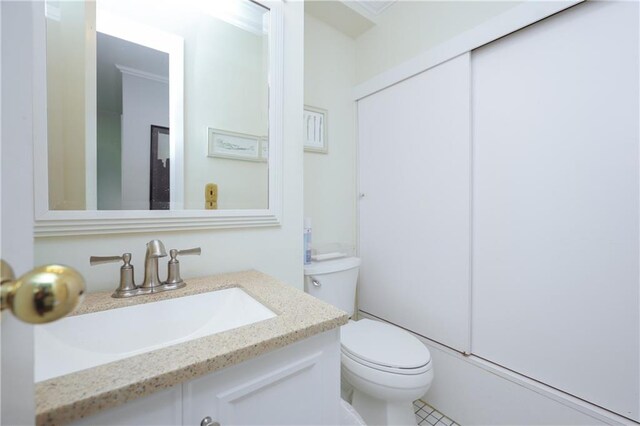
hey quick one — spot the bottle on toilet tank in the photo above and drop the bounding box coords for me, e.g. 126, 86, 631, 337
304, 218, 312, 265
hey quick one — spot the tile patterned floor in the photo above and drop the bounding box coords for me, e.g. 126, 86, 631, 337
414, 399, 460, 426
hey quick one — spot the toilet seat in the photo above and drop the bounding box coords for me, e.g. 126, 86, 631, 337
340, 319, 431, 375
341, 349, 432, 375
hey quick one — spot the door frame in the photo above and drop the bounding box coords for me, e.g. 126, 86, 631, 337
1, 1, 37, 424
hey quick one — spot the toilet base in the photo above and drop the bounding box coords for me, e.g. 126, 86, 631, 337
351, 388, 417, 426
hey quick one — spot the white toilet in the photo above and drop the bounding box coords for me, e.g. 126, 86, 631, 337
304, 257, 433, 426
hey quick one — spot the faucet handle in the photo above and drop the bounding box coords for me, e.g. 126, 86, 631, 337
171, 247, 202, 258
90, 253, 138, 298
90, 253, 132, 266
165, 248, 201, 287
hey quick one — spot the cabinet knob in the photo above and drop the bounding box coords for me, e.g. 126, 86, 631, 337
201, 416, 220, 426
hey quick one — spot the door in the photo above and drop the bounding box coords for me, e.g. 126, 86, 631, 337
357, 53, 471, 352
1, 2, 36, 424
471, 1, 639, 419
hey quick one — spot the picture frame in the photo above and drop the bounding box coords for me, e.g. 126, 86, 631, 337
304, 105, 328, 153
150, 125, 170, 210
207, 128, 261, 162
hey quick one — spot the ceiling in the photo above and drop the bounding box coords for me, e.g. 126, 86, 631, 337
305, 0, 397, 39
343, 1, 397, 20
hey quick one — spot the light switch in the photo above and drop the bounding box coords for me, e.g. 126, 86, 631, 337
205, 200, 218, 210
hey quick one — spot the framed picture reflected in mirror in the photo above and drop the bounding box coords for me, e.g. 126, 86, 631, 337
150, 125, 170, 210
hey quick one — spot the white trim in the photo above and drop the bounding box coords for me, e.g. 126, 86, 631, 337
34, 209, 281, 237
32, 1, 48, 221
32, 0, 284, 237
353, 0, 583, 101
342, 0, 394, 24
267, 0, 284, 229
467, 47, 474, 356
638, 0, 640, 416
199, 0, 269, 37
358, 311, 633, 426
115, 64, 169, 85
638, 0, 640, 412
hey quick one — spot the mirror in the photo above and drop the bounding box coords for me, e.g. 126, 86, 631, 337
44, 0, 270, 211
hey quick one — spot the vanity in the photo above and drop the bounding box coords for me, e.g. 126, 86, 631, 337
26, 0, 337, 424
35, 271, 347, 425
2, 0, 330, 425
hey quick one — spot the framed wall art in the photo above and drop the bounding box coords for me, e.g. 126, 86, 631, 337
304, 105, 328, 153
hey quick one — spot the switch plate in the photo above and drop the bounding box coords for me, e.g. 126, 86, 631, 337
205, 183, 218, 202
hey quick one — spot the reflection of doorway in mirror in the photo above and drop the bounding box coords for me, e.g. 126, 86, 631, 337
95, 29, 171, 210
303, 106, 328, 153
150, 126, 170, 210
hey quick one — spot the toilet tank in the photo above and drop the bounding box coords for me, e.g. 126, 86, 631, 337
303, 257, 361, 317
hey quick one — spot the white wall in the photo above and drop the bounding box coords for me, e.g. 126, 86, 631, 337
304, 13, 357, 251
120, 73, 169, 210
183, 18, 268, 210
96, 110, 121, 210
34, 1, 305, 293
355, 1, 520, 83
46, 1, 94, 210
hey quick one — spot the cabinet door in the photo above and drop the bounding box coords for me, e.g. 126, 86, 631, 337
71, 386, 182, 426
471, 1, 639, 420
358, 53, 471, 352
183, 330, 341, 426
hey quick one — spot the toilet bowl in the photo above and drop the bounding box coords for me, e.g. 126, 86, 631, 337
341, 319, 433, 426
304, 257, 433, 426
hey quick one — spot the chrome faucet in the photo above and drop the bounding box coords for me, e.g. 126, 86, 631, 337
140, 239, 167, 291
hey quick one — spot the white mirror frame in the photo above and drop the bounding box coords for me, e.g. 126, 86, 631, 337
32, 0, 283, 237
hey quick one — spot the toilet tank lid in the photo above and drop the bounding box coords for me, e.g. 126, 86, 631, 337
304, 257, 361, 276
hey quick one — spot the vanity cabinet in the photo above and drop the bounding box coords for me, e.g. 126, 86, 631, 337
71, 387, 183, 426
71, 330, 341, 426
184, 329, 340, 426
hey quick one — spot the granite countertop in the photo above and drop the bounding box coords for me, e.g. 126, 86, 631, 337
35, 270, 348, 426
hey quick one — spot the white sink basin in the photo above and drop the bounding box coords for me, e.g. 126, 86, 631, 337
35, 287, 276, 382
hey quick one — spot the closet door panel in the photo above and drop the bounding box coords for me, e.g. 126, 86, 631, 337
471, 1, 639, 419
358, 54, 471, 352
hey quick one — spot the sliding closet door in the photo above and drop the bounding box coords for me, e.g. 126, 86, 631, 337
358, 54, 471, 352
472, 1, 639, 419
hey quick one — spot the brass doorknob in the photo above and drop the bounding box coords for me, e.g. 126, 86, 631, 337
0, 259, 85, 324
